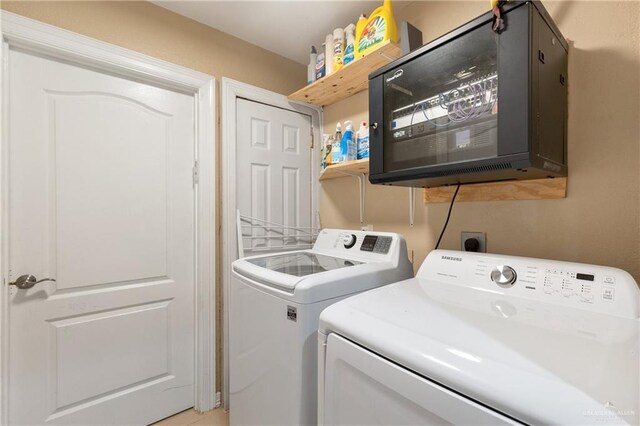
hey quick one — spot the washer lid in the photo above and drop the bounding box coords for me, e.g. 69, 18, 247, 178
233, 250, 363, 291
319, 277, 640, 425
245, 252, 361, 277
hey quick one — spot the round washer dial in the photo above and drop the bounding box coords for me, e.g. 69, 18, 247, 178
491, 265, 517, 287
343, 234, 357, 249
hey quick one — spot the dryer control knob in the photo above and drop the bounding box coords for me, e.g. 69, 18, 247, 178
343, 234, 357, 249
491, 265, 517, 287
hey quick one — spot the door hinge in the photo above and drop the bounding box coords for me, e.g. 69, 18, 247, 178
193, 161, 199, 186
310, 125, 314, 149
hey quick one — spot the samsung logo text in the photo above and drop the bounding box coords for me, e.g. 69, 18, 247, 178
441, 256, 462, 262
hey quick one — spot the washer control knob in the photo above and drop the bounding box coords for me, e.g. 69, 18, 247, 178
491, 265, 517, 287
343, 234, 357, 249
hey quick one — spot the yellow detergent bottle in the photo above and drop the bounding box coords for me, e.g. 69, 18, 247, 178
356, 0, 398, 59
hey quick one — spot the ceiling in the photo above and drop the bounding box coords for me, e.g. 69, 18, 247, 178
152, 1, 410, 65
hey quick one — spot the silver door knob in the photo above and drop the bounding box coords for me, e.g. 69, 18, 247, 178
9, 274, 56, 289
490, 266, 517, 287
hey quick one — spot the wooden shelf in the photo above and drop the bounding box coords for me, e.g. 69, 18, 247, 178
288, 41, 401, 107
319, 159, 369, 181
424, 177, 567, 203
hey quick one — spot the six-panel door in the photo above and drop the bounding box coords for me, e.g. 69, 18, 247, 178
236, 99, 313, 254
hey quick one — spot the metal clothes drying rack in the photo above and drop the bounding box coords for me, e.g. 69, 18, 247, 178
236, 210, 320, 258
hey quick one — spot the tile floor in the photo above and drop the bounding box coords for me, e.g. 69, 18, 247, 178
154, 408, 228, 426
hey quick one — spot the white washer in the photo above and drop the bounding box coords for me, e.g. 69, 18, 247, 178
319, 250, 640, 425
230, 229, 413, 426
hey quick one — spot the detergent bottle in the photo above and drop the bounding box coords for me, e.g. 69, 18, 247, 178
333, 27, 345, 72
343, 24, 356, 66
340, 121, 356, 162
322, 134, 333, 169
315, 45, 326, 80
356, 121, 370, 160
354, 14, 367, 59
325, 34, 334, 75
356, 0, 398, 59
308, 46, 317, 84
332, 122, 343, 164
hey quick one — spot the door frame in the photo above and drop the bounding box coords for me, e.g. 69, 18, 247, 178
220, 78, 322, 408
0, 12, 217, 422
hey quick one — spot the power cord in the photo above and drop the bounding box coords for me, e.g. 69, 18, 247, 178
434, 183, 461, 250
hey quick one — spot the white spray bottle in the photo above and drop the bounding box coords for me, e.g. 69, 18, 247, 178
340, 121, 356, 162
344, 24, 356, 66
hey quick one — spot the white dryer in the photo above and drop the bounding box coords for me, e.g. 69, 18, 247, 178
319, 250, 640, 425
229, 229, 413, 426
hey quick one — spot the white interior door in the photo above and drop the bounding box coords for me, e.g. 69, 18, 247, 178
236, 99, 312, 254
7, 48, 196, 425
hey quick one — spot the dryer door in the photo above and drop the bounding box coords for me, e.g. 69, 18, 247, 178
322, 333, 522, 425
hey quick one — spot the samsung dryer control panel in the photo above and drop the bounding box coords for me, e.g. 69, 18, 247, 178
420, 250, 640, 319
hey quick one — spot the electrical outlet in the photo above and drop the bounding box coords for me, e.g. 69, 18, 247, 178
361, 224, 373, 231
461, 231, 486, 253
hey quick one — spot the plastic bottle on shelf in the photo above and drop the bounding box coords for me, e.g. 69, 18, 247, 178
356, 0, 398, 59
343, 24, 356, 66
315, 44, 326, 80
308, 46, 317, 84
325, 34, 334, 75
356, 121, 370, 160
321, 134, 333, 169
355, 14, 368, 59
332, 122, 342, 164
333, 27, 345, 72
340, 121, 356, 161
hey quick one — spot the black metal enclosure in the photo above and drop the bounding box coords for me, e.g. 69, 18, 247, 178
368, 1, 568, 188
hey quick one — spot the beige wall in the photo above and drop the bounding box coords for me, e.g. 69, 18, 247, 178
1, 1, 306, 95
1, 0, 307, 394
321, 1, 640, 281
